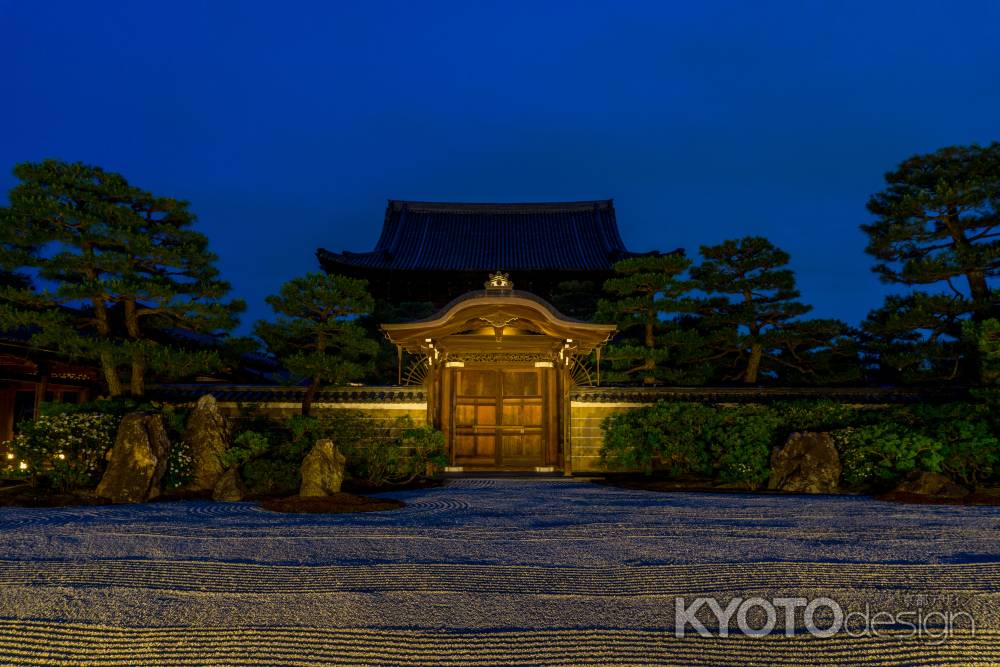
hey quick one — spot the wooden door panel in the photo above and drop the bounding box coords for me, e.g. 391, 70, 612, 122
476, 404, 496, 424
459, 370, 499, 396
454, 404, 475, 425
454, 403, 496, 425
451, 367, 548, 467
499, 370, 544, 463
502, 432, 543, 461
453, 370, 499, 464
502, 371, 539, 396
502, 401, 542, 425
453, 433, 476, 457
502, 403, 521, 425
454, 434, 496, 458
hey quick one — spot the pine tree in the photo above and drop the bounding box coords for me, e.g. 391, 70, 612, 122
769, 318, 861, 385
861, 143, 1000, 382
862, 293, 969, 383
596, 254, 708, 385
0, 160, 244, 395
690, 236, 847, 384
863, 142, 1000, 318
255, 273, 378, 415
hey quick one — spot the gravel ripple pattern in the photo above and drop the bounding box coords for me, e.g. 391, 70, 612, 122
1, 478, 999, 665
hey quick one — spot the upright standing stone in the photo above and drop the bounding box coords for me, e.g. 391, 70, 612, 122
96, 413, 172, 503
183, 394, 229, 491
300, 439, 347, 497
768, 432, 841, 494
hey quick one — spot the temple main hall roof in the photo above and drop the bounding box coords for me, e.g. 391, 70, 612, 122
317, 199, 638, 272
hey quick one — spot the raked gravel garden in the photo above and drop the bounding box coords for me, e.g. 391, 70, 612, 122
1, 477, 999, 666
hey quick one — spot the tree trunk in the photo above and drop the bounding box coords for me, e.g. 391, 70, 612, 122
643, 310, 656, 385
123, 299, 145, 396
745, 343, 763, 384
303, 332, 328, 416
945, 208, 994, 318
100, 350, 123, 397
966, 269, 993, 319
83, 244, 121, 397
302, 376, 321, 417
130, 348, 146, 397
91, 298, 122, 397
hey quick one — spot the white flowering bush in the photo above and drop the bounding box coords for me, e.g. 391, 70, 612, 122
163, 438, 194, 490
3, 413, 119, 491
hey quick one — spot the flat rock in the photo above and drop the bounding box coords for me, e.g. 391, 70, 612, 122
893, 471, 969, 498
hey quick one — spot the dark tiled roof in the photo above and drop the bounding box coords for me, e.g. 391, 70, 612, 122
570, 386, 970, 404
318, 199, 639, 272
151, 384, 426, 403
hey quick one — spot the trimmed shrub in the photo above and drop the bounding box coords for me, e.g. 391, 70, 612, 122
601, 398, 1000, 491
391, 425, 447, 484
232, 416, 312, 495
600, 402, 715, 476
230, 409, 445, 493
833, 403, 1000, 489
770, 400, 864, 434
905, 403, 1000, 488
710, 406, 782, 487
337, 414, 446, 486
601, 401, 780, 485
833, 423, 944, 489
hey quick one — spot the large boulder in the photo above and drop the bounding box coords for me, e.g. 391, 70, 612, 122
96, 413, 172, 503
183, 395, 229, 491
212, 467, 246, 502
300, 439, 346, 497
893, 471, 969, 498
768, 432, 841, 494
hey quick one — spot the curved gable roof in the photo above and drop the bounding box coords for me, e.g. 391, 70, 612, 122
381, 290, 615, 355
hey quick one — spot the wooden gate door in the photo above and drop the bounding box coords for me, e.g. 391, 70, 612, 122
452, 368, 546, 468
452, 369, 499, 466
499, 369, 544, 466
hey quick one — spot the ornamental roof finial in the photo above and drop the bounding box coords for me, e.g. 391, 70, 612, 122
485, 271, 513, 294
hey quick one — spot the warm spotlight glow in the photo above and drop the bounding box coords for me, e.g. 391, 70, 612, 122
57, 453, 66, 460
5, 452, 13, 460
18, 461, 28, 470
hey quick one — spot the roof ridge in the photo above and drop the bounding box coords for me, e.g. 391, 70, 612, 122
387, 199, 613, 213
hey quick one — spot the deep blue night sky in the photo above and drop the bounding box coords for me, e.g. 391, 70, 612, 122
2, 1, 998, 332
